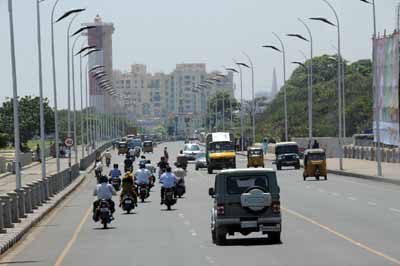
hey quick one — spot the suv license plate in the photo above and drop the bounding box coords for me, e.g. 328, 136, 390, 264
125, 200, 132, 204
241, 221, 258, 229
260, 225, 280, 232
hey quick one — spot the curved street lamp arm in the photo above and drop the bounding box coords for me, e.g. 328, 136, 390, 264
51, 0, 61, 23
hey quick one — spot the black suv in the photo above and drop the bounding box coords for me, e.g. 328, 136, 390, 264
275, 142, 300, 170
208, 169, 281, 245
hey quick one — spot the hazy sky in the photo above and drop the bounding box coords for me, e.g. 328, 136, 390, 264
0, 0, 399, 108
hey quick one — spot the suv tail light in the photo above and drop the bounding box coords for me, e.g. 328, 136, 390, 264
217, 204, 225, 215
272, 201, 280, 213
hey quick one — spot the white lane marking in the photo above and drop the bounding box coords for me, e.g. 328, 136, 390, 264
317, 188, 326, 193
330, 192, 340, 197
368, 201, 377, 206
178, 213, 185, 218
184, 220, 191, 226
190, 229, 198, 236
348, 196, 357, 201
306, 185, 311, 189
389, 208, 400, 214
206, 256, 215, 264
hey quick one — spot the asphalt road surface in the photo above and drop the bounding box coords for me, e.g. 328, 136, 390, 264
1, 141, 400, 266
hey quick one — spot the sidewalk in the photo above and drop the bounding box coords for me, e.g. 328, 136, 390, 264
0, 144, 100, 196
236, 151, 400, 185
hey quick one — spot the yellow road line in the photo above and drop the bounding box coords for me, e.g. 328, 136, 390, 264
0, 177, 90, 263
53, 207, 92, 266
283, 207, 400, 265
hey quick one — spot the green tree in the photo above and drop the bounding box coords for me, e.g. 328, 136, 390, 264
256, 55, 373, 142
0, 96, 55, 149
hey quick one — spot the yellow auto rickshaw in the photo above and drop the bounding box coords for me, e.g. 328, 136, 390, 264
303, 149, 327, 181
247, 147, 265, 168
142, 141, 153, 153
118, 141, 128, 155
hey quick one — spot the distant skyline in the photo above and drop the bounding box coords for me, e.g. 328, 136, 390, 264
1, 0, 399, 108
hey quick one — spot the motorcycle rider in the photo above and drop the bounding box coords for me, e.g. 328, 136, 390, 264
109, 163, 122, 186
92, 175, 117, 221
163, 147, 169, 162
139, 155, 147, 165
159, 166, 178, 205
120, 171, 138, 207
104, 149, 112, 166
124, 154, 134, 173
94, 159, 103, 182
135, 162, 152, 186
157, 156, 169, 177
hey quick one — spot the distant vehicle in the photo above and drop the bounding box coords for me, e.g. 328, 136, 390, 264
206, 132, 236, 174
195, 152, 207, 171
247, 147, 265, 168
128, 138, 142, 150
183, 143, 202, 160
118, 141, 128, 155
303, 149, 327, 181
142, 141, 153, 153
275, 142, 300, 170
208, 169, 281, 245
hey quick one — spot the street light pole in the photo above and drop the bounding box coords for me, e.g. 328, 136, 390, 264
51, 0, 61, 173
372, 0, 382, 176
242, 52, 256, 144
360, 0, 381, 176
8, 0, 22, 190
234, 62, 244, 151
311, 0, 343, 170
66, 13, 80, 167
272, 33, 288, 141
72, 35, 83, 164
79, 44, 85, 159
299, 18, 314, 144
36, 0, 46, 180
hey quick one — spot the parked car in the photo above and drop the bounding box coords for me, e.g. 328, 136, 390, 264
208, 169, 281, 245
183, 143, 202, 160
195, 152, 207, 170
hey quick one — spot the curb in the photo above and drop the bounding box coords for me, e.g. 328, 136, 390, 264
236, 151, 400, 186
0, 174, 87, 255
326, 169, 400, 186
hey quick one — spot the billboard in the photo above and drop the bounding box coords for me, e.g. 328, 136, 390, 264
373, 32, 400, 146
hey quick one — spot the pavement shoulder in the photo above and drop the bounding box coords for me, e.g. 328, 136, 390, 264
0, 173, 87, 255
236, 150, 400, 186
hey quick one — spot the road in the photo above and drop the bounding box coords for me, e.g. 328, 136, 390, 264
0, 141, 399, 266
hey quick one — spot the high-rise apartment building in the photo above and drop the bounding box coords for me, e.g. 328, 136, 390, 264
114, 63, 235, 134
82, 15, 115, 112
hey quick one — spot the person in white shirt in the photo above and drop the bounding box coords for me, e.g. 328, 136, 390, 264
94, 160, 103, 180
93, 175, 117, 221
159, 167, 178, 204
135, 162, 151, 185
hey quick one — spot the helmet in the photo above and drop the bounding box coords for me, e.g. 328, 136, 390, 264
139, 162, 146, 169
113, 163, 118, 168
99, 175, 108, 183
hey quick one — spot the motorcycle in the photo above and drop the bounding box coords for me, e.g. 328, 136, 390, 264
106, 158, 111, 167
96, 200, 112, 229
163, 188, 177, 210
138, 184, 149, 203
95, 170, 102, 183
121, 195, 135, 214
175, 179, 186, 198
148, 175, 156, 189
124, 165, 133, 173
110, 178, 121, 191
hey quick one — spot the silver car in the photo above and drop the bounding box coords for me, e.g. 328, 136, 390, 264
195, 152, 207, 170
183, 143, 202, 160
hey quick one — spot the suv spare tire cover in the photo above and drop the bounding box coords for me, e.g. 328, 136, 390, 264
240, 186, 271, 213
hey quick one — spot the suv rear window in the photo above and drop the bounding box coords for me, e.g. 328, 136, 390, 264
226, 176, 269, 194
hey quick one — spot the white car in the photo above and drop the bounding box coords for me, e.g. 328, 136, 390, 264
183, 143, 202, 160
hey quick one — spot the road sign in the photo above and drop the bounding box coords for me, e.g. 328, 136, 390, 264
64, 138, 74, 147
